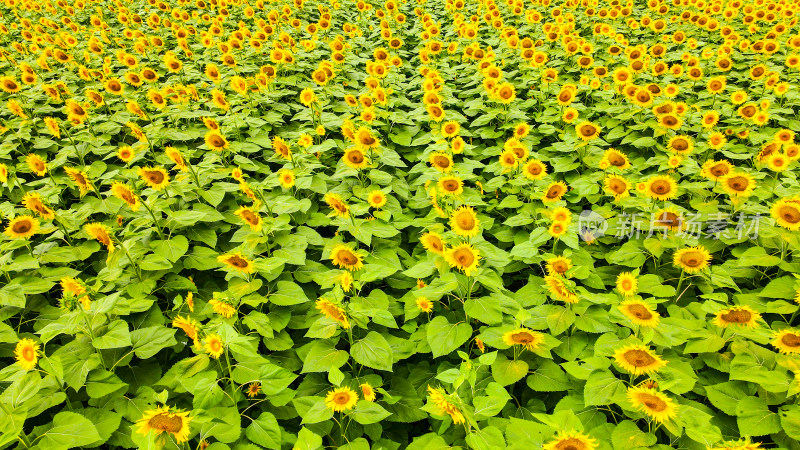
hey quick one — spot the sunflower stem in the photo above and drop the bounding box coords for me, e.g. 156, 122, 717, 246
674, 271, 685, 303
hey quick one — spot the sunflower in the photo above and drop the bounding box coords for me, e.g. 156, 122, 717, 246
326, 387, 359, 412
84, 223, 115, 252
613, 345, 667, 375
544, 275, 579, 303
514, 122, 530, 138
110, 182, 140, 211
360, 383, 376, 402
420, 232, 446, 255
619, 300, 660, 327
437, 176, 464, 196
136, 407, 192, 444
356, 127, 379, 149
171, 316, 199, 342
325, 193, 350, 218
14, 338, 39, 371
235, 206, 262, 232
205, 130, 230, 151
441, 121, 460, 138
246, 382, 262, 398
26, 153, 47, 176
673, 246, 711, 273
138, 167, 170, 191
603, 149, 630, 170
772, 198, 800, 230
5, 215, 39, 240
426, 386, 465, 424
165, 147, 187, 172
450, 206, 480, 237
767, 153, 789, 172
616, 272, 638, 297
218, 252, 254, 274
627, 386, 678, 423
118, 146, 135, 162
502, 328, 544, 351
523, 159, 548, 180
204, 334, 225, 358
416, 296, 434, 312
429, 152, 454, 172
604, 175, 630, 200
576, 121, 601, 140
64, 167, 93, 196
542, 181, 568, 203
444, 243, 481, 276
330, 244, 364, 271
549, 221, 568, 238
278, 169, 296, 189
701, 160, 732, 181
316, 298, 349, 328
22, 192, 55, 220
209, 297, 237, 318
643, 175, 677, 201
546, 256, 572, 277
542, 432, 599, 450
0, 77, 21, 93
721, 172, 755, 197
343, 147, 369, 169
770, 328, 800, 354
713, 305, 761, 328
499, 150, 518, 170
667, 135, 693, 154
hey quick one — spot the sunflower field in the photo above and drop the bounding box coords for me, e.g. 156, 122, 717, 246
6, 0, 800, 448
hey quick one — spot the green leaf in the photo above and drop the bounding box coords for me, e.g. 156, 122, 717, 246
350, 331, 393, 371
736, 396, 782, 436
130, 326, 177, 359
270, 281, 309, 306
491, 356, 529, 386
302, 340, 349, 373
465, 296, 503, 325
526, 360, 569, 392
465, 426, 505, 450
426, 316, 472, 358
93, 320, 131, 349
246, 412, 281, 449
584, 370, 627, 406
150, 235, 189, 262
301, 398, 334, 424
293, 428, 323, 450
35, 412, 101, 450
612, 421, 656, 449
352, 400, 391, 424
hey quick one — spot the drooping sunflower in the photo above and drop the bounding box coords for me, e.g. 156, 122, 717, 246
544, 275, 579, 303
322, 386, 360, 415
316, 298, 349, 328
713, 305, 761, 328
22, 192, 55, 220
26, 153, 47, 176
136, 407, 192, 444
64, 167, 93, 196
330, 244, 364, 271
627, 386, 678, 423
217, 253, 254, 274
14, 338, 39, 371
325, 193, 350, 218
360, 383, 376, 402
616, 272, 638, 297
613, 344, 667, 375
444, 243, 481, 276
542, 181, 568, 203
110, 182, 140, 211
204, 334, 225, 359
165, 147, 188, 172
619, 300, 661, 327
449, 206, 480, 237
205, 130, 230, 151
235, 206, 262, 232
420, 232, 446, 255
542, 432, 599, 450
84, 223, 115, 252
502, 327, 544, 351
721, 172, 755, 197
343, 147, 370, 169
137, 167, 170, 191
171, 316, 199, 342
643, 175, 677, 201
426, 386, 465, 424
771, 198, 800, 230
576, 121, 601, 141
672, 246, 711, 273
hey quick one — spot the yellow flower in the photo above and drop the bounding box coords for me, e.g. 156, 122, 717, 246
604, 175, 630, 200
449, 206, 480, 237
772, 198, 800, 230
444, 243, 481, 276
502, 328, 544, 351
542, 181, 568, 203
367, 190, 387, 208
429, 152, 453, 172
165, 147, 188, 172
360, 383, 376, 402
426, 385, 464, 424
316, 298, 350, 328
172, 316, 199, 342
209, 297, 237, 318
5, 215, 39, 239
643, 175, 677, 201
613, 344, 667, 375
420, 232, 446, 255
246, 382, 262, 398
217, 252, 255, 274
137, 167, 170, 191
136, 406, 192, 444
772, 329, 800, 354
14, 338, 39, 371
330, 244, 364, 271
26, 154, 47, 176
416, 296, 433, 313
713, 305, 761, 328
673, 246, 711, 273
234, 206, 262, 232
615, 272, 638, 297
343, 147, 370, 169
438, 176, 463, 196
325, 386, 358, 412
619, 300, 660, 328
64, 167, 93, 196
118, 146, 135, 163
522, 159, 548, 180
110, 182, 140, 211
22, 192, 55, 220
204, 334, 224, 358
721, 172, 755, 197
325, 193, 350, 218
84, 222, 115, 252
575, 121, 601, 140
546, 256, 572, 277
441, 120, 460, 138
543, 431, 599, 450
205, 130, 230, 150
544, 275, 579, 303
627, 386, 677, 423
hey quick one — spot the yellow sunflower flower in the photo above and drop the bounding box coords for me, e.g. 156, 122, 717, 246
613, 344, 667, 375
